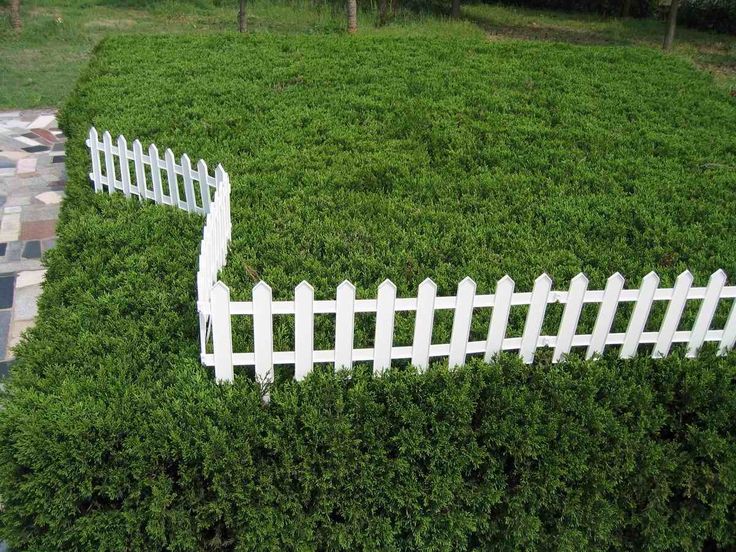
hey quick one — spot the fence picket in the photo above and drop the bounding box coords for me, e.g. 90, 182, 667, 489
718, 300, 736, 356
181, 154, 197, 213
253, 282, 274, 385
294, 281, 314, 380
553, 273, 588, 363
88, 128, 103, 192
485, 276, 514, 361
687, 269, 727, 357
165, 148, 179, 207
117, 135, 131, 198
449, 277, 476, 367
198, 160, 210, 213
373, 280, 397, 374
620, 271, 660, 359
411, 278, 437, 370
335, 281, 356, 369
519, 273, 552, 363
102, 131, 116, 195
653, 270, 692, 358
586, 272, 625, 359
149, 144, 163, 204
132, 139, 146, 201
211, 282, 234, 383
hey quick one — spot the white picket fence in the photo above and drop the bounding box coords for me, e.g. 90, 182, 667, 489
196, 171, 232, 352
86, 127, 220, 215
86, 129, 736, 388
203, 270, 736, 384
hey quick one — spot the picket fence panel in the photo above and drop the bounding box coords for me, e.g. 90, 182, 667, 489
86, 127, 219, 215
202, 270, 736, 384
86, 128, 736, 389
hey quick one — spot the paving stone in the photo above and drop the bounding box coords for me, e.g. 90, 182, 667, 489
31, 128, 57, 143
0, 275, 14, 309
0, 213, 21, 242
4, 206, 22, 214
52, 156, 65, 164
14, 135, 40, 147
0, 244, 6, 256
22, 240, 41, 259
52, 143, 65, 152
22, 145, 50, 153
16, 269, 45, 288
5, 241, 22, 262
16, 157, 37, 174
0, 310, 10, 360
28, 114, 55, 129
20, 219, 56, 240
12, 285, 40, 321
0, 168, 14, 177
35, 191, 63, 205
0, 158, 14, 169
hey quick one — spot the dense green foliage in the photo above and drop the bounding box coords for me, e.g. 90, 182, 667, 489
679, 0, 736, 34
2, 35, 736, 550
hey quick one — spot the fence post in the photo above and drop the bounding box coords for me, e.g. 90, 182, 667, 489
211, 281, 234, 383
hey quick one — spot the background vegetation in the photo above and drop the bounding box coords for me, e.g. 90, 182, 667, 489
1, 0, 735, 108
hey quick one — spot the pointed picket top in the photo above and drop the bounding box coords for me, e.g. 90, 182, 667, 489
148, 143, 159, 158
458, 276, 477, 289
295, 280, 315, 296
570, 272, 589, 286
132, 138, 143, 152
608, 272, 626, 286
253, 280, 273, 297
215, 163, 227, 181
88, 126, 98, 143
337, 279, 356, 294
497, 274, 515, 288
102, 130, 112, 143
677, 269, 694, 284
197, 158, 209, 174
535, 272, 553, 286
419, 277, 438, 292
212, 280, 230, 296
164, 148, 176, 161
709, 268, 728, 284
641, 270, 660, 286
378, 279, 397, 293
181, 153, 191, 166
116, 134, 127, 148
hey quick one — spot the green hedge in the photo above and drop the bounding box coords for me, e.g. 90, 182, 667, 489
2, 348, 736, 550
1, 35, 736, 550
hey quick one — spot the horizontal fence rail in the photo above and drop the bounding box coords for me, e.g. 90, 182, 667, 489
204, 270, 736, 384
86, 127, 221, 215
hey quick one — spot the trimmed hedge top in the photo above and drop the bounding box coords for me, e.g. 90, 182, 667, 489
0, 34, 735, 550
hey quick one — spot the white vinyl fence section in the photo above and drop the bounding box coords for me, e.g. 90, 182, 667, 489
196, 171, 232, 353
203, 270, 736, 384
86, 127, 219, 215
87, 128, 736, 388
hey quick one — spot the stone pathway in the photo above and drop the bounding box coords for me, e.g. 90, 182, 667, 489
0, 109, 65, 374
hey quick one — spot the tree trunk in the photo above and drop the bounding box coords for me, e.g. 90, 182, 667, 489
391, 0, 398, 16
451, 0, 460, 19
663, 0, 680, 51
347, 0, 357, 33
9, 0, 21, 30
238, 0, 247, 32
379, 0, 388, 26
621, 0, 632, 17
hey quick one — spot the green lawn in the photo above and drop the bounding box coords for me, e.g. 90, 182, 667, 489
0, 0, 481, 108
